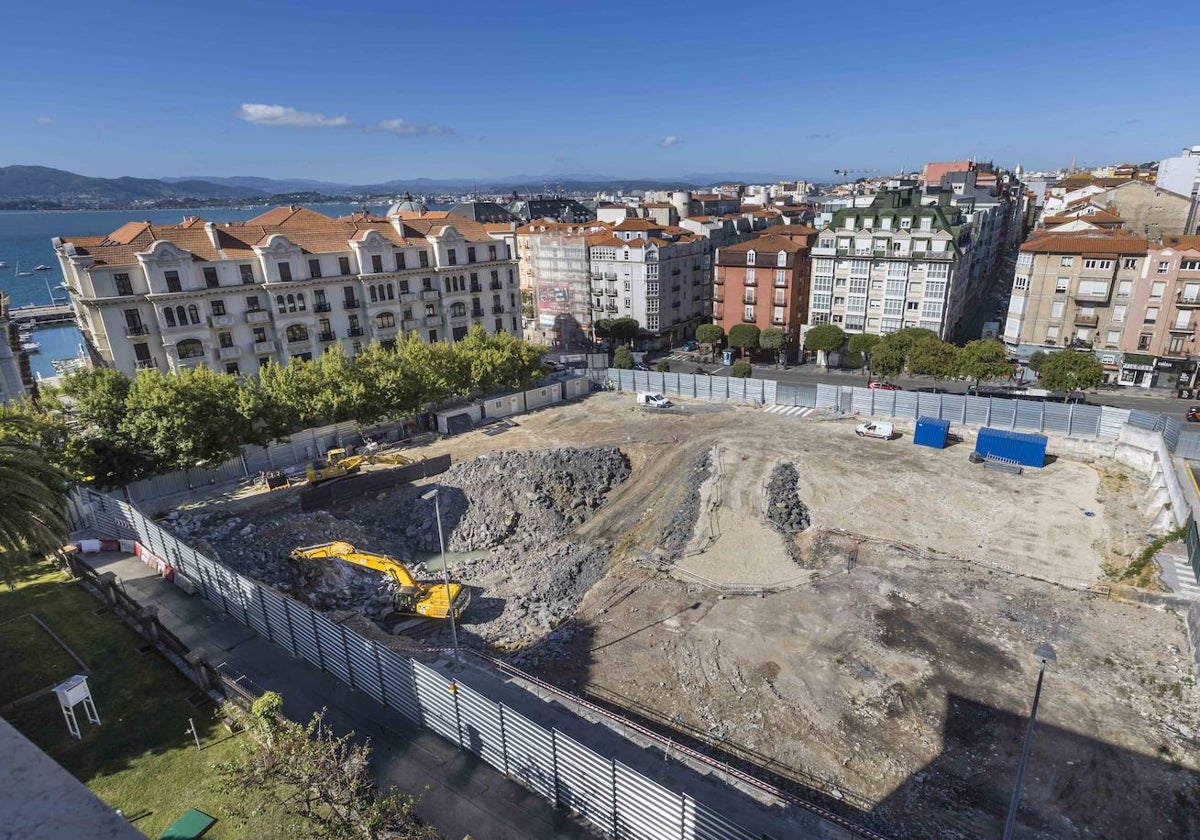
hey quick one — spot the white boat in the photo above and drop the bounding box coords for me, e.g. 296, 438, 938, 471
34, 264, 52, 271
20, 338, 40, 353
0, 261, 7, 267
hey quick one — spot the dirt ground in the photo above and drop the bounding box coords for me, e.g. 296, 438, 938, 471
173, 393, 1200, 838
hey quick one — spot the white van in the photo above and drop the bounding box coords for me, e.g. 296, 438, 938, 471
855, 421, 894, 440
636, 392, 672, 408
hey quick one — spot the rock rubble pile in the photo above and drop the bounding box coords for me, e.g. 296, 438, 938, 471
765, 462, 810, 534
658, 449, 712, 559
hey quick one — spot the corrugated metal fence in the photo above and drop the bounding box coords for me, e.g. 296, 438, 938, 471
75, 489, 776, 840
123, 421, 361, 503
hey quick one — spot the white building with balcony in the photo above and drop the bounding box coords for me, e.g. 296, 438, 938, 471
53, 206, 520, 378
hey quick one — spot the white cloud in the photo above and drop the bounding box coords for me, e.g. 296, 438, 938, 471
34, 116, 53, 125
660, 135, 680, 148
374, 118, 454, 137
237, 103, 349, 128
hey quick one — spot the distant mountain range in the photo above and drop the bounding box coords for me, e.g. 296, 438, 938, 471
0, 165, 799, 210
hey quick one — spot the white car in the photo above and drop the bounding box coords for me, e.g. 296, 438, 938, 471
636, 392, 672, 408
855, 421, 894, 440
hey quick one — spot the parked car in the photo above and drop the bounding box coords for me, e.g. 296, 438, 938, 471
679, 340, 699, 352
868, 381, 900, 391
633, 362, 651, 371
913, 386, 948, 394
855, 421, 894, 439
1187, 406, 1200, 422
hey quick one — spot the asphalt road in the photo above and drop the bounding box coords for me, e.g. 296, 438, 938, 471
653, 351, 1194, 423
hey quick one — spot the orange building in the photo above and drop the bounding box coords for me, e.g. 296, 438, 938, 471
713, 230, 815, 361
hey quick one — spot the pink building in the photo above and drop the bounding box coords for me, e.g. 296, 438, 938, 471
1120, 236, 1200, 386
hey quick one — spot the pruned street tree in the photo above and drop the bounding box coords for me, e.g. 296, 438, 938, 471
759, 327, 787, 367
727, 324, 760, 359
121, 366, 248, 470
1028, 350, 1047, 374
695, 323, 724, 361
956, 339, 1013, 389
868, 337, 906, 380
1038, 349, 1104, 394
803, 324, 846, 368
217, 692, 439, 840
729, 360, 752, 378
609, 317, 640, 347
907, 337, 961, 381
613, 346, 634, 369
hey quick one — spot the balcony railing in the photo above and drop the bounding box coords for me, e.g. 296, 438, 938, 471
470, 283, 482, 293
135, 358, 158, 370
402, 318, 420, 330
253, 339, 276, 354
471, 309, 485, 318
424, 315, 442, 327
489, 281, 502, 291
347, 326, 364, 337
421, 289, 440, 301
207, 314, 235, 328
492, 305, 505, 314
124, 324, 150, 337
313, 301, 332, 313
606, 288, 618, 297
343, 299, 362, 309
1073, 289, 1111, 304
1073, 313, 1099, 326
217, 346, 240, 360
246, 309, 271, 323
1177, 295, 1200, 308
1168, 323, 1195, 334
286, 333, 311, 344
317, 330, 337, 342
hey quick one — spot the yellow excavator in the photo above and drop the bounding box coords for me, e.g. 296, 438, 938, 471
305, 446, 412, 485
289, 540, 469, 620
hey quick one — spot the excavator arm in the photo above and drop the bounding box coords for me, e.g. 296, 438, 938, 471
291, 541, 418, 588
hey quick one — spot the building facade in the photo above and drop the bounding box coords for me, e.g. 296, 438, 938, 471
1156, 146, 1200, 204
806, 189, 968, 340
54, 205, 521, 378
515, 221, 607, 349
0, 294, 34, 403
1117, 237, 1200, 387
713, 232, 814, 360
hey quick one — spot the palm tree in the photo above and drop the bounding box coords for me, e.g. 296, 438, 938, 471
0, 413, 70, 586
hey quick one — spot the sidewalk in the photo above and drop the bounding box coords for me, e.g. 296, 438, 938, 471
83, 551, 593, 840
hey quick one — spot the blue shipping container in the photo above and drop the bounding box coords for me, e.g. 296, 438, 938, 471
975, 427, 1047, 468
913, 416, 950, 449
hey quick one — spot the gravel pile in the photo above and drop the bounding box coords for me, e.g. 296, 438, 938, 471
658, 449, 712, 559
765, 462, 810, 534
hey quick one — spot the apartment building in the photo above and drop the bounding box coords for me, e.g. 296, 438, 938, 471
713, 231, 815, 360
1002, 232, 1148, 374
1118, 236, 1200, 387
54, 205, 521, 378
806, 189, 969, 340
588, 218, 711, 347
514, 220, 609, 348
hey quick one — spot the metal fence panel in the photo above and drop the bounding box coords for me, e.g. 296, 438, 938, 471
1068, 403, 1103, 438
762, 378, 777, 404
378, 648, 420, 723
614, 762, 682, 840
964, 395, 990, 426
311, 612, 352, 685
260, 587, 295, 655
501, 706, 557, 801
892, 391, 919, 419
1042, 402, 1071, 436
683, 795, 759, 840
455, 683, 506, 770
1164, 416, 1183, 452
553, 732, 615, 835
412, 661, 461, 745
236, 574, 269, 638
1128, 409, 1161, 431
1177, 431, 1200, 461
286, 600, 322, 669
939, 393, 966, 423
1013, 399, 1044, 431
1099, 405, 1130, 439
344, 633, 385, 704
850, 386, 873, 415
815, 383, 839, 408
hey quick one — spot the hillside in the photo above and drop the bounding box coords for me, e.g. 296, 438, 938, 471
0, 166, 265, 207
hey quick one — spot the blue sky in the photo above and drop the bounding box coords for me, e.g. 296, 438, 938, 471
1, 0, 1195, 183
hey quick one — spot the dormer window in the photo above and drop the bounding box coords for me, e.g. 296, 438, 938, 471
746, 250, 756, 265
777, 251, 787, 267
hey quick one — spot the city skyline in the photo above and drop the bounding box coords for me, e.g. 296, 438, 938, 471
2, 0, 1196, 183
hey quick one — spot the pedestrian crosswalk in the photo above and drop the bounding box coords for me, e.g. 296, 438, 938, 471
1159, 553, 1200, 598
764, 404, 817, 419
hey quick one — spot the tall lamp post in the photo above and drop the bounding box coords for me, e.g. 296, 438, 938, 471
421, 488, 461, 672
1003, 643, 1057, 840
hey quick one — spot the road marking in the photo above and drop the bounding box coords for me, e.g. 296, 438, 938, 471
765, 405, 815, 418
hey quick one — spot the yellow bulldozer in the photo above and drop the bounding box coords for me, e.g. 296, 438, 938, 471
289, 540, 469, 620
305, 445, 412, 485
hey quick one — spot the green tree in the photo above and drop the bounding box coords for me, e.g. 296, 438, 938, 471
218, 700, 438, 840
868, 337, 907, 380
695, 323, 724, 360
729, 360, 752, 378
592, 319, 615, 344
907, 337, 961, 381
803, 324, 846, 367
956, 339, 1013, 388
759, 327, 787, 366
0, 413, 70, 587
1038, 349, 1104, 394
121, 367, 247, 469
54, 367, 131, 438
453, 326, 546, 393
655, 358, 671, 373
1027, 350, 1047, 374
847, 333, 880, 356
727, 323, 760, 359
613, 346, 634, 369
885, 327, 939, 358
609, 317, 640, 346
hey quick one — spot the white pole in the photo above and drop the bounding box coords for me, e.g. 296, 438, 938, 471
432, 491, 462, 672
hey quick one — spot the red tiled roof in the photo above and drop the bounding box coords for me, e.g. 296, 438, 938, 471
1020, 233, 1148, 255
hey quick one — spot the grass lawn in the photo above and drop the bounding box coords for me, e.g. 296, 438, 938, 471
1, 560, 304, 839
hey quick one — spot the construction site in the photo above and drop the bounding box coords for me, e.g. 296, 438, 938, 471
160, 392, 1200, 839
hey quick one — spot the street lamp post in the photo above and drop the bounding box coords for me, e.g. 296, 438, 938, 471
421, 488, 461, 672
1003, 643, 1057, 840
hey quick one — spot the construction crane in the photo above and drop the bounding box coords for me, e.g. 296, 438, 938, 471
290, 541, 470, 620
833, 168, 879, 182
